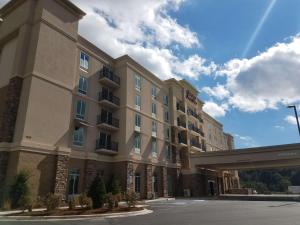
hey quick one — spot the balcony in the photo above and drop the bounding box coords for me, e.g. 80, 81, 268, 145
188, 123, 201, 136
190, 140, 202, 152
178, 135, 187, 147
99, 91, 120, 109
177, 118, 186, 130
95, 139, 118, 155
187, 108, 203, 123
97, 115, 119, 131
99, 66, 120, 88
176, 102, 185, 114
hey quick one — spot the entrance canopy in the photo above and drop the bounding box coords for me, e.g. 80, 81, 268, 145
192, 143, 300, 170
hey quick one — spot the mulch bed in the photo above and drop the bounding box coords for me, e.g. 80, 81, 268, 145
8, 206, 143, 216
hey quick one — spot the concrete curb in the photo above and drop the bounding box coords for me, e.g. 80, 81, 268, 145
144, 197, 175, 203
0, 208, 153, 221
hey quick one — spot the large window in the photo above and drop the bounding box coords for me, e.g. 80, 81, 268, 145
134, 134, 141, 153
68, 169, 80, 195
164, 109, 169, 122
151, 138, 157, 157
165, 127, 170, 140
135, 75, 141, 92
135, 114, 141, 129
151, 102, 157, 117
80, 52, 89, 70
163, 95, 169, 106
151, 85, 157, 99
78, 76, 88, 95
153, 174, 158, 193
152, 121, 157, 137
75, 99, 86, 120
73, 127, 84, 146
135, 173, 141, 193
135, 95, 141, 110
166, 144, 171, 160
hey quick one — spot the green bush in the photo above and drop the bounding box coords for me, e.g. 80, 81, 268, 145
88, 176, 107, 209
44, 193, 61, 211
106, 192, 114, 209
68, 197, 76, 210
108, 176, 121, 195
9, 170, 31, 209
125, 191, 137, 208
78, 193, 92, 209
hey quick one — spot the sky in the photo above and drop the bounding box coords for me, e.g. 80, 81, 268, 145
1, 0, 300, 148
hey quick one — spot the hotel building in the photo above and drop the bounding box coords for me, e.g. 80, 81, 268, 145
0, 0, 238, 201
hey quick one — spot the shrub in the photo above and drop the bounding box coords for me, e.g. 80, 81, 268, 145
9, 170, 31, 209
33, 196, 45, 209
68, 197, 76, 210
107, 176, 121, 195
44, 193, 61, 211
79, 193, 92, 209
88, 175, 107, 209
2, 199, 11, 211
106, 192, 114, 210
125, 191, 137, 208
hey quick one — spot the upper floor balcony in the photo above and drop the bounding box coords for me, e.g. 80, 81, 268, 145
187, 108, 203, 123
176, 101, 186, 114
190, 139, 202, 152
99, 66, 120, 88
97, 114, 119, 131
188, 123, 201, 136
178, 134, 187, 147
98, 91, 120, 109
177, 118, 187, 130
95, 138, 118, 155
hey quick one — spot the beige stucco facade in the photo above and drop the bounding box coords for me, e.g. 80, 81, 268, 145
0, 0, 237, 202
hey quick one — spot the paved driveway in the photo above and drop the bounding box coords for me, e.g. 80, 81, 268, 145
1, 199, 300, 225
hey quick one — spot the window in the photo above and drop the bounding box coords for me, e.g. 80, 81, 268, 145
134, 134, 141, 153
164, 109, 169, 122
165, 127, 170, 140
80, 52, 89, 70
163, 95, 169, 106
73, 127, 84, 146
135, 173, 141, 193
153, 174, 158, 193
152, 121, 157, 137
166, 144, 172, 160
135, 95, 141, 110
151, 86, 157, 99
151, 138, 157, 157
68, 169, 80, 195
78, 76, 88, 95
75, 99, 86, 120
135, 75, 141, 91
135, 114, 141, 131
151, 102, 157, 117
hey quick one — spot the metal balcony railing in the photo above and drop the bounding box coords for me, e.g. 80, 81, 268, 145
188, 123, 201, 134
177, 118, 186, 128
178, 135, 187, 145
190, 140, 201, 149
176, 102, 185, 113
187, 108, 203, 123
99, 91, 120, 106
97, 115, 119, 128
96, 139, 118, 152
99, 66, 120, 85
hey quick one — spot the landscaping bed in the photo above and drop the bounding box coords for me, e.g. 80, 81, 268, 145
7, 206, 143, 216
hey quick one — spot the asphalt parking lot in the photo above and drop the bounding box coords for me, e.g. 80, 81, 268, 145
1, 199, 300, 225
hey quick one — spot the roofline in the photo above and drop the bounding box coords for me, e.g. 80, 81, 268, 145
179, 79, 199, 93
202, 111, 223, 127
55, 0, 86, 18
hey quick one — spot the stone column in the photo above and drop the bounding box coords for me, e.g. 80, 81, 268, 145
145, 164, 152, 199
0, 77, 23, 142
126, 161, 134, 193
161, 166, 168, 197
54, 154, 69, 199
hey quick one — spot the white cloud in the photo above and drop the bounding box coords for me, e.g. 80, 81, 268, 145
202, 84, 230, 100
274, 125, 285, 130
213, 35, 300, 112
202, 101, 227, 118
0, 0, 8, 8
284, 115, 297, 125
234, 134, 256, 148
69, 0, 214, 80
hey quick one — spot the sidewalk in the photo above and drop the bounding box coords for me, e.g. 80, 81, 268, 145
219, 194, 300, 202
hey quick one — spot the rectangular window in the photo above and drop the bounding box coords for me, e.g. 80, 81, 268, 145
164, 109, 169, 122
152, 121, 157, 137
135, 75, 141, 91
73, 127, 84, 146
135, 95, 141, 110
135, 114, 141, 129
151, 102, 157, 117
134, 134, 141, 153
68, 169, 80, 195
165, 127, 170, 140
135, 173, 141, 193
80, 52, 89, 70
78, 76, 88, 95
166, 144, 171, 160
163, 95, 169, 106
151, 86, 157, 99
151, 138, 157, 157
75, 100, 86, 120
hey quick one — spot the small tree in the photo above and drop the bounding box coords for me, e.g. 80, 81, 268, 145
88, 175, 107, 209
9, 170, 31, 209
125, 191, 137, 208
111, 178, 121, 195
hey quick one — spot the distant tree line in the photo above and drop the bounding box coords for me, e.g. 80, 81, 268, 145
239, 168, 300, 194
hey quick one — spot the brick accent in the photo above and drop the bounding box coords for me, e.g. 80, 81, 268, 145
145, 164, 152, 199
126, 161, 134, 192
54, 154, 69, 199
0, 77, 23, 142
161, 166, 168, 197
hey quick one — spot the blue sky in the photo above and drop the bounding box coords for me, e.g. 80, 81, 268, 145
1, 0, 300, 148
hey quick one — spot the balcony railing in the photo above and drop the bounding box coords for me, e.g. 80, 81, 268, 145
97, 115, 119, 128
99, 66, 120, 86
177, 118, 186, 128
190, 140, 201, 149
187, 108, 203, 122
199, 131, 205, 137
188, 123, 201, 134
176, 102, 185, 113
99, 91, 120, 106
178, 135, 187, 145
96, 139, 118, 152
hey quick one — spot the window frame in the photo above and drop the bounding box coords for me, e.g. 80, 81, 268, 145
151, 102, 157, 118
75, 99, 86, 120
78, 76, 88, 95
135, 173, 141, 193
135, 95, 141, 110
135, 75, 141, 92
73, 126, 84, 147
151, 138, 157, 157
134, 134, 141, 153
80, 52, 89, 71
